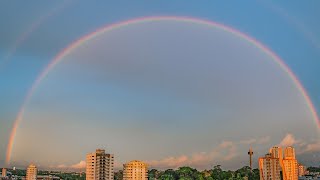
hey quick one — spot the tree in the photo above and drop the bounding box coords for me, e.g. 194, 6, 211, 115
149, 169, 163, 180
176, 166, 202, 180
211, 165, 233, 180
159, 169, 178, 180
114, 170, 123, 180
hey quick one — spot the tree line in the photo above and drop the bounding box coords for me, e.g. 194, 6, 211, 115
115, 165, 260, 180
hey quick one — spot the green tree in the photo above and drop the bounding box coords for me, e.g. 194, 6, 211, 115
176, 166, 201, 180
159, 169, 178, 180
149, 169, 163, 180
114, 170, 123, 180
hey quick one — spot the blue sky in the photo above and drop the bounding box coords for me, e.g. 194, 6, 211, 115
0, 0, 319, 170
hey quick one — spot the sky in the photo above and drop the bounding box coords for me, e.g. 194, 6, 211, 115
0, 0, 320, 171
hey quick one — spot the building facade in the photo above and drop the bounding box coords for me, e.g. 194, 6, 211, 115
269, 146, 283, 160
284, 146, 295, 159
282, 147, 298, 180
123, 160, 148, 180
298, 164, 306, 177
1, 168, 6, 177
86, 149, 114, 180
259, 153, 281, 180
26, 164, 37, 180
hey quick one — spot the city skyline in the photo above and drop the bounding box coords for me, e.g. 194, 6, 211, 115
0, 1, 320, 171
0, 144, 312, 171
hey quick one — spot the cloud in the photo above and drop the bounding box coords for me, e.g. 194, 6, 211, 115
305, 142, 320, 152
239, 136, 270, 145
51, 161, 86, 170
239, 138, 256, 145
257, 136, 271, 144
57, 164, 67, 168
148, 155, 189, 169
147, 141, 238, 169
279, 133, 297, 147
277, 133, 319, 155
71, 161, 86, 169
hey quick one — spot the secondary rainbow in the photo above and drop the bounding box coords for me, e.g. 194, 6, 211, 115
0, 0, 74, 70
6, 16, 320, 164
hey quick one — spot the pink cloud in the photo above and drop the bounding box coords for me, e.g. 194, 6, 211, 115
57, 164, 67, 168
147, 141, 238, 169
147, 155, 189, 169
71, 161, 86, 169
279, 133, 297, 147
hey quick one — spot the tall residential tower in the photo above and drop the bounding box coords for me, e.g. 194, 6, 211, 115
86, 149, 114, 180
26, 164, 37, 180
282, 147, 298, 180
259, 153, 281, 180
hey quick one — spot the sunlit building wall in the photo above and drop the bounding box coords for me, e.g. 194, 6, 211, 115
26, 164, 37, 180
123, 160, 148, 180
259, 153, 281, 180
86, 149, 114, 180
282, 147, 298, 180
284, 146, 295, 159
298, 164, 306, 177
269, 146, 283, 160
1, 168, 7, 177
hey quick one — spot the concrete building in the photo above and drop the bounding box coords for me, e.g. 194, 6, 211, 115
259, 153, 281, 180
123, 160, 148, 180
86, 149, 114, 180
1, 168, 7, 177
298, 164, 306, 177
270, 146, 283, 160
26, 164, 37, 180
282, 147, 298, 180
284, 146, 296, 159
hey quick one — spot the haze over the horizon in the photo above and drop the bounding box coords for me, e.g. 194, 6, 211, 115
0, 1, 320, 170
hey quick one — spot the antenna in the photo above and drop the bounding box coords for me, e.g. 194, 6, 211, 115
248, 147, 253, 172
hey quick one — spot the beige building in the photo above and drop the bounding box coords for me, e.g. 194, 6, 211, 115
284, 146, 295, 159
26, 164, 37, 180
259, 153, 281, 180
86, 149, 114, 180
298, 164, 306, 177
269, 146, 283, 160
260, 146, 299, 180
282, 146, 298, 180
123, 160, 148, 180
1, 168, 7, 177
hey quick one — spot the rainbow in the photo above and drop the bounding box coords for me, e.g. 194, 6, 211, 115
6, 16, 320, 164
0, 0, 74, 70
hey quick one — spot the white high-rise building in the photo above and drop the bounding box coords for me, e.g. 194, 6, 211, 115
26, 164, 37, 180
123, 160, 148, 180
86, 149, 114, 180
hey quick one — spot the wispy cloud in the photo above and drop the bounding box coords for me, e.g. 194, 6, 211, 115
51, 161, 86, 170
239, 136, 270, 145
147, 141, 237, 169
57, 164, 67, 168
71, 161, 86, 169
304, 142, 320, 152
279, 133, 297, 147
278, 133, 320, 155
